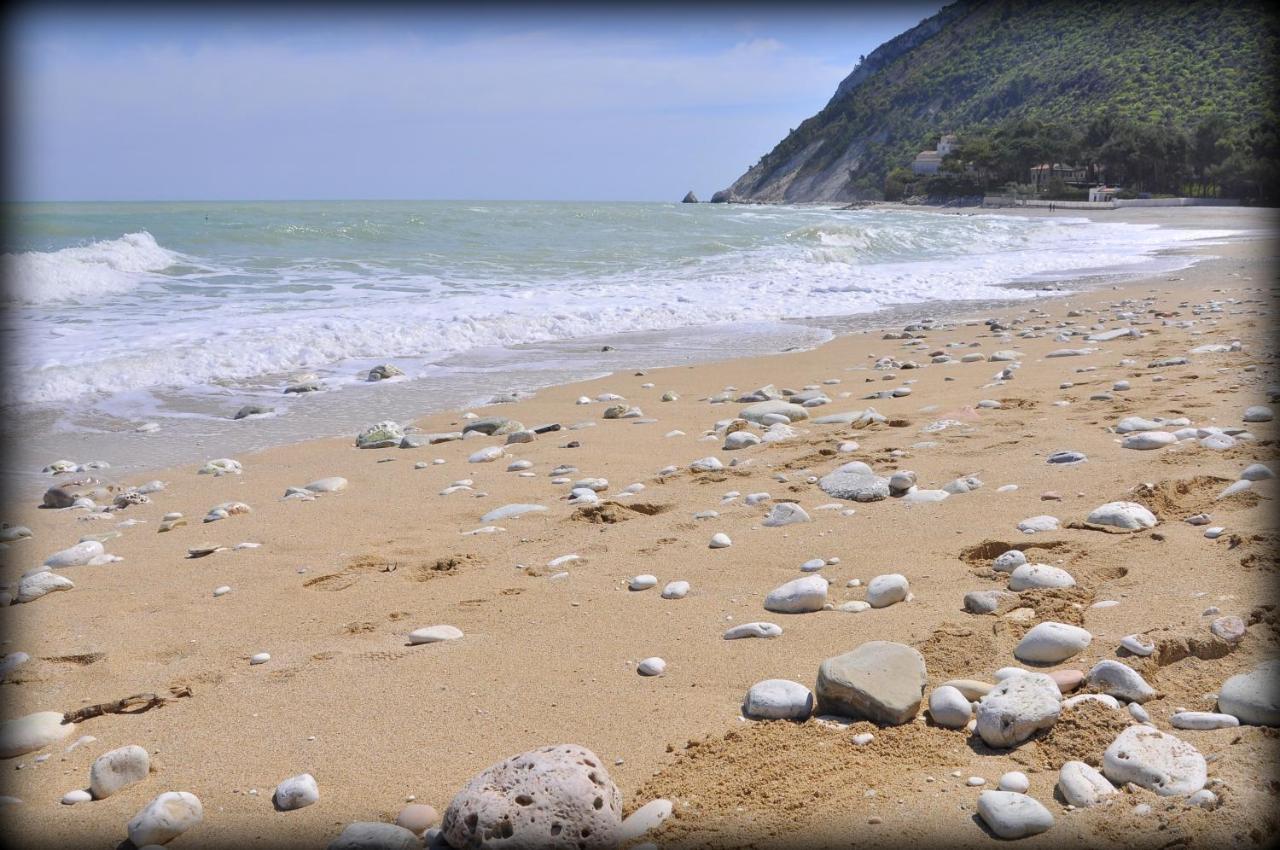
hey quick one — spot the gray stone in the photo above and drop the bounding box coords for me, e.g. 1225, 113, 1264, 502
743, 679, 815, 720
1046, 451, 1086, 464
815, 641, 927, 725
366, 364, 404, 382
761, 503, 811, 527
993, 550, 1028, 572
1218, 660, 1280, 726
481, 504, 547, 522
740, 400, 808, 424
328, 822, 421, 850
442, 745, 622, 849
274, 773, 319, 810
866, 573, 909, 608
928, 685, 973, 728
818, 464, 890, 502
964, 590, 1012, 615
463, 417, 523, 436
764, 575, 828, 614
976, 791, 1054, 839
975, 673, 1061, 748
1087, 660, 1156, 703
233, 405, 273, 420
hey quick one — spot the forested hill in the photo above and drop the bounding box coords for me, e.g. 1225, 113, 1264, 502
719, 0, 1278, 203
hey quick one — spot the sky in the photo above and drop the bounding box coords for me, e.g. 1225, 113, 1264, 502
7, 4, 945, 202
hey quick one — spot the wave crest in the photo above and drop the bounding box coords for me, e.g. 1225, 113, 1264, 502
3, 231, 179, 304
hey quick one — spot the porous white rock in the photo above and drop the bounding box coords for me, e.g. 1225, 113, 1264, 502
764, 575, 828, 614
127, 791, 204, 846
0, 711, 74, 758
1014, 622, 1092, 664
1087, 659, 1156, 703
409, 625, 463, 645
1008, 563, 1075, 591
1057, 761, 1116, 808
927, 685, 973, 728
1085, 501, 1158, 530
1102, 726, 1206, 796
975, 673, 1062, 748
743, 679, 815, 720
866, 573, 909, 608
818, 465, 890, 502
89, 745, 150, 799
975, 791, 1054, 839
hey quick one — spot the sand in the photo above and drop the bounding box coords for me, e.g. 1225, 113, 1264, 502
1, 206, 1276, 848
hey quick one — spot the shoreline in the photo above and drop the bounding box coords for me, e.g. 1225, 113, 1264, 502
1, 204, 1276, 848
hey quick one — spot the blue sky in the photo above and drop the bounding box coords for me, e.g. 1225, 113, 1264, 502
9, 5, 945, 201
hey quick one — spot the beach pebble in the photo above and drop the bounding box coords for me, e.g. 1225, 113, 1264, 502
1119, 634, 1155, 656
723, 622, 782, 640
1102, 726, 1206, 796
740, 400, 807, 423
1218, 661, 1280, 726
927, 686, 973, 728
213, 586, 231, 597
90, 745, 150, 799
866, 573, 909, 608
975, 790, 1054, 839
1188, 789, 1218, 810
1087, 659, 1156, 703
0, 711, 74, 758
1204, 526, 1226, 539
468, 446, 505, 463
250, 653, 271, 665
628, 575, 657, 591
409, 625, 463, 645
620, 799, 674, 842
743, 679, 815, 720
1208, 616, 1244, 644
356, 421, 404, 449
964, 590, 1010, 614
661, 581, 690, 599
1200, 433, 1236, 450
327, 822, 421, 850
690, 456, 723, 472
815, 641, 927, 725
1063, 694, 1121, 710
198, 458, 242, 476
764, 575, 828, 614
0, 653, 31, 679
44, 540, 105, 568
61, 789, 92, 805
975, 673, 1061, 748
1170, 711, 1239, 730
1057, 761, 1116, 808
1085, 501, 1157, 530
1014, 622, 1092, 664
800, 558, 826, 572
939, 679, 993, 700
1046, 451, 1086, 464
1008, 563, 1075, 591
17, 571, 74, 603
1129, 703, 1152, 724
761, 503, 812, 526
124, 793, 204, 848
303, 477, 347, 494
274, 773, 320, 810
903, 488, 949, 503
394, 803, 439, 835
818, 466, 889, 502
637, 657, 666, 676
1122, 431, 1177, 450
480, 504, 547, 522
1017, 515, 1060, 534
1242, 405, 1273, 422
709, 533, 732, 549
998, 772, 1030, 793
992, 550, 1028, 572
1240, 463, 1274, 481
888, 471, 916, 496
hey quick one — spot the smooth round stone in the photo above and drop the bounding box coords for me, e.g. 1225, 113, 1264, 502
1008, 563, 1075, 591
507, 460, 533, 471
628, 575, 657, 591
1087, 659, 1156, 703
1218, 661, 1280, 726
660, 581, 690, 600
1122, 431, 1177, 450
637, 657, 666, 676
620, 799, 674, 842
1243, 405, 1273, 422
1102, 726, 1206, 796
1117, 634, 1154, 657
274, 773, 319, 810
303, 477, 348, 494
90, 745, 150, 799
927, 685, 972, 728
1014, 622, 1092, 664
213, 586, 231, 597
852, 732, 874, 746
44, 540, 105, 568
708, 533, 732, 549
975, 673, 1061, 748
1058, 761, 1116, 808
999, 772, 1030, 793
903, 488, 949, 503
964, 590, 1011, 614
1210, 616, 1246, 642
1129, 702, 1152, 724
1017, 515, 1060, 534
1064, 694, 1121, 710
938, 679, 993, 701
127, 791, 204, 846
976, 790, 1054, 839
0, 711, 74, 758
724, 622, 782, 640
480, 504, 547, 522
1188, 789, 1218, 810
1086, 501, 1157, 530
249, 653, 271, 665
0, 653, 31, 679
328, 822, 422, 850
395, 803, 439, 835
1200, 433, 1236, 450
409, 625, 463, 645
468, 446, 505, 463
761, 503, 811, 526
866, 573, 909, 608
1048, 670, 1084, 692
1046, 451, 1086, 464
1204, 526, 1226, 539
992, 550, 1028, 572
800, 558, 826, 572
838, 600, 872, 613
764, 575, 828, 614
743, 679, 815, 720
1171, 711, 1239, 730
1241, 463, 1275, 481
62, 789, 92, 805
724, 431, 760, 450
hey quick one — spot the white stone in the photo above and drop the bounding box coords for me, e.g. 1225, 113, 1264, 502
468, 446, 505, 463
620, 799, 674, 841
1086, 501, 1158, 530
1122, 431, 1177, 450
764, 575, 828, 614
866, 573, 909, 608
709, 533, 732, 549
1017, 515, 1060, 534
1087, 659, 1156, 703
927, 685, 973, 729
409, 625, 463, 645
976, 790, 1054, 839
661, 581, 689, 599
1102, 726, 1206, 796
743, 679, 815, 720
327, 822, 422, 850
1058, 761, 1116, 808
1241, 463, 1274, 481
975, 673, 1062, 748
1170, 711, 1239, 730
61, 789, 91, 805
1218, 661, 1280, 725
1119, 634, 1155, 656
998, 772, 1030, 793
1243, 405, 1273, 422
1008, 563, 1075, 591
1063, 694, 1121, 710
90, 745, 150, 799
127, 791, 204, 846
481, 504, 547, 522
274, 773, 320, 810
17, 571, 74, 603
1014, 622, 1092, 664
993, 550, 1027, 572
761, 503, 812, 527
690, 456, 723, 472
724, 622, 782, 640
44, 540, 105, 568
250, 653, 271, 665
628, 575, 657, 591
0, 711, 74, 758
637, 657, 666, 676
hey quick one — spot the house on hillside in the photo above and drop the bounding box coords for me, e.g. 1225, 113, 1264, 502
1030, 162, 1088, 189
1088, 186, 1118, 202
911, 133, 958, 175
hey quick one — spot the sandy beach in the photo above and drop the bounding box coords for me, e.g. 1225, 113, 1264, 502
1, 206, 1276, 848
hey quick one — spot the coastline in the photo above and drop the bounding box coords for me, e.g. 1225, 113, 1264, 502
1, 205, 1276, 848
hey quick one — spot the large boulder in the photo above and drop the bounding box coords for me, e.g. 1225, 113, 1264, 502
681, 191, 699, 203
709, 190, 732, 203
442, 744, 622, 849
815, 641, 927, 725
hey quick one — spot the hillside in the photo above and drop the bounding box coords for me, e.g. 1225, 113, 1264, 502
718, 0, 1279, 203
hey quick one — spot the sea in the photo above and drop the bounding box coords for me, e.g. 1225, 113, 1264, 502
0, 200, 1244, 489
